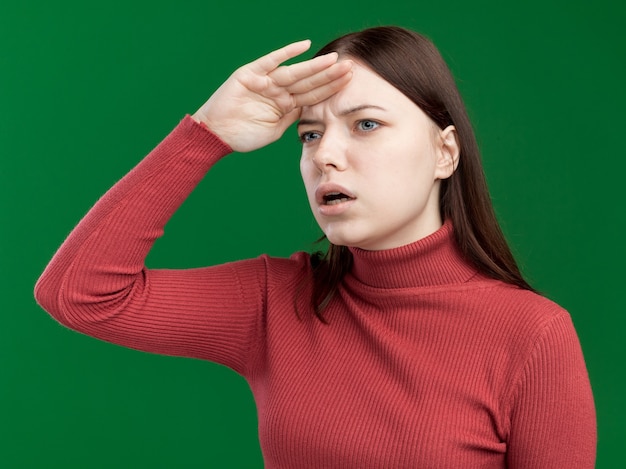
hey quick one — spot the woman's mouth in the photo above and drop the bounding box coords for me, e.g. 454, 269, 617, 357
323, 192, 354, 205
315, 184, 356, 216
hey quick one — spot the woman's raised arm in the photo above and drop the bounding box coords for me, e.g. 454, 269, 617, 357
33, 42, 350, 373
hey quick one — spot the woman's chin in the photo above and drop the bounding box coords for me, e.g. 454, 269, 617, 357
325, 233, 369, 250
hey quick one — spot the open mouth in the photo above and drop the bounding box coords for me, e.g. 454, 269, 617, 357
323, 192, 354, 205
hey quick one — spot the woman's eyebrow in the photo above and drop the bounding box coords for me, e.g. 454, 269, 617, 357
339, 104, 387, 116
297, 104, 387, 127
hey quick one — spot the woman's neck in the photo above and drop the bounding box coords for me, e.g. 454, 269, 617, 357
347, 221, 478, 289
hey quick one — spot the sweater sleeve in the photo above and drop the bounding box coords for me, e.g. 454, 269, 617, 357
505, 311, 597, 468
34, 116, 265, 376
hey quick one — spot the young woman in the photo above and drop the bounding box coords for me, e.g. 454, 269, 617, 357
35, 26, 596, 468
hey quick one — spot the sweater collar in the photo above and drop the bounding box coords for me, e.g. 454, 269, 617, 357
347, 221, 478, 289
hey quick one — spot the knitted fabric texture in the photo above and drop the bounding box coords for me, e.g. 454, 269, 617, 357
35, 116, 596, 468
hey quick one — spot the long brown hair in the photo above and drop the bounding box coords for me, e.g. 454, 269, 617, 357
308, 26, 534, 319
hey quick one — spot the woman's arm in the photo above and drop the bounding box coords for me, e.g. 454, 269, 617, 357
34, 42, 352, 374
505, 312, 597, 468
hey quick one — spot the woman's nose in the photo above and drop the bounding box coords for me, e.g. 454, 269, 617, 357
312, 136, 348, 172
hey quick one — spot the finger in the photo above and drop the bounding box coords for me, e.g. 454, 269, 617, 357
270, 52, 339, 87
248, 40, 312, 75
275, 106, 302, 134
285, 60, 352, 95
293, 70, 353, 107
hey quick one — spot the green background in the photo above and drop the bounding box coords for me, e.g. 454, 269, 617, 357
2, 0, 624, 467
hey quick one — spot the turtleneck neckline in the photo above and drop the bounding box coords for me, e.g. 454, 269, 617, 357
348, 221, 478, 289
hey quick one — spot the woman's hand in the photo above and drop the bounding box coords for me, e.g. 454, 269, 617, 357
192, 40, 352, 153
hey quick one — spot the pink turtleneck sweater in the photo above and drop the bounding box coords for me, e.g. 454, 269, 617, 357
35, 116, 596, 468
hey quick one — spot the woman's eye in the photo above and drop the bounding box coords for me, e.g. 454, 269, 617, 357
299, 131, 322, 143
356, 120, 380, 132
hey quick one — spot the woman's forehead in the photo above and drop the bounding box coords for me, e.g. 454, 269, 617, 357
300, 62, 410, 119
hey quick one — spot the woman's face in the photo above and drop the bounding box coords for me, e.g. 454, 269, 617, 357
298, 60, 458, 251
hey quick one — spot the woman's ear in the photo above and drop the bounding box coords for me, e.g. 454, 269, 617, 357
434, 125, 460, 180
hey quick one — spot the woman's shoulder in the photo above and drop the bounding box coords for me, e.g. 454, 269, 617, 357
486, 279, 567, 322
224, 251, 313, 287
471, 277, 578, 350
256, 251, 313, 277
464, 272, 564, 315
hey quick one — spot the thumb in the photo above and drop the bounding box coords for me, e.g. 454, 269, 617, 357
276, 106, 302, 135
